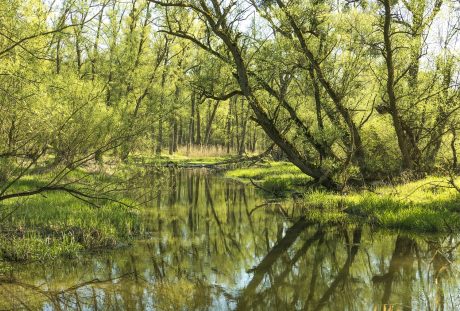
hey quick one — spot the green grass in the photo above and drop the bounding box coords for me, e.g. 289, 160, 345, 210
299, 177, 460, 232
225, 162, 311, 195
129, 154, 232, 166
0, 235, 83, 262
2, 160, 460, 264
226, 163, 460, 232
0, 187, 141, 262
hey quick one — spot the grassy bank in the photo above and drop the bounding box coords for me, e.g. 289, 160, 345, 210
0, 180, 142, 262
2, 158, 460, 265
225, 161, 310, 195
224, 162, 460, 232
300, 177, 460, 232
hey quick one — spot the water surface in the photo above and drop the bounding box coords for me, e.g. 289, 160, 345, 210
1, 169, 460, 310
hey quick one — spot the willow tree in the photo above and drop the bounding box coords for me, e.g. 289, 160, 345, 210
375, 0, 459, 172
0, 0, 164, 202
148, 0, 381, 189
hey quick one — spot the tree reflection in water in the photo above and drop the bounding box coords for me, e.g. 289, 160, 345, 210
1, 169, 459, 310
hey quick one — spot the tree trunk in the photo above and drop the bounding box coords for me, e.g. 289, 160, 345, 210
226, 102, 232, 154
178, 117, 183, 147
169, 119, 174, 155
213, 14, 339, 189
238, 98, 248, 155
90, 7, 104, 80
383, 0, 415, 171
235, 98, 240, 154
196, 100, 201, 146
190, 92, 195, 146
173, 118, 178, 153
251, 123, 257, 153
156, 116, 163, 155
187, 93, 195, 155
275, 0, 366, 175
204, 100, 219, 145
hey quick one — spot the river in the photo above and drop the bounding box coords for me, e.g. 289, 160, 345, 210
1, 169, 459, 310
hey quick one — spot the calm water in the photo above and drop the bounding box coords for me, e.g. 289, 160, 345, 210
1, 169, 460, 310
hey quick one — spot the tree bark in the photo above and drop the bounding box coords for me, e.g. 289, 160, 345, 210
383, 0, 415, 171
196, 100, 201, 146
204, 100, 219, 145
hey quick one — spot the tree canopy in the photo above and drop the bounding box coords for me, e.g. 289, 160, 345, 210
1, 0, 460, 196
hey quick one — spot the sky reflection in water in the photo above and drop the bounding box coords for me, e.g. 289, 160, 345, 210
1, 169, 459, 310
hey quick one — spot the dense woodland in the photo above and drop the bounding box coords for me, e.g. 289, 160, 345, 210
1, 0, 460, 198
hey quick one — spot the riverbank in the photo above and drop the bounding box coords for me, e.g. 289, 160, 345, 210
2, 167, 458, 310
223, 161, 460, 232
225, 161, 311, 195
1, 157, 460, 264
0, 191, 141, 262
141, 155, 460, 232
300, 178, 460, 232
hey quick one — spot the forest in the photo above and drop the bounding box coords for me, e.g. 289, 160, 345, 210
2, 0, 460, 192
1, 0, 460, 309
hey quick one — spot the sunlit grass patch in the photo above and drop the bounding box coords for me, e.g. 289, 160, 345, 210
226, 161, 302, 178
226, 162, 311, 195
227, 164, 460, 231
300, 177, 460, 232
